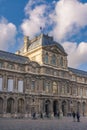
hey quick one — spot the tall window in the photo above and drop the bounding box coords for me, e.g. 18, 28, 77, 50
73, 87, 77, 95
18, 80, 23, 93
80, 88, 83, 96
0, 77, 2, 91
0, 62, 3, 68
67, 86, 69, 93
31, 81, 35, 90
86, 90, 87, 96
8, 79, 13, 92
62, 86, 65, 94
60, 57, 63, 66
45, 53, 48, 64
51, 54, 56, 65
53, 82, 57, 94
45, 82, 50, 93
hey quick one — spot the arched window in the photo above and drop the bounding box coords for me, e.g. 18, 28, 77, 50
7, 98, 14, 113
53, 82, 57, 94
51, 54, 56, 65
18, 98, 24, 113
44, 53, 48, 64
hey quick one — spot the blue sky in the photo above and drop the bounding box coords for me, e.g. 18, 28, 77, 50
0, 0, 87, 71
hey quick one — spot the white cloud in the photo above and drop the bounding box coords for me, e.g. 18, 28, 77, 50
63, 41, 87, 68
51, 0, 87, 41
0, 17, 17, 51
20, 0, 87, 70
21, 0, 47, 38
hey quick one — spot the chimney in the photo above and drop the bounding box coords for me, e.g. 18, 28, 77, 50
24, 36, 30, 52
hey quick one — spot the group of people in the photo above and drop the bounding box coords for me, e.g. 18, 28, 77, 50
72, 111, 80, 122
32, 111, 80, 121
32, 111, 60, 119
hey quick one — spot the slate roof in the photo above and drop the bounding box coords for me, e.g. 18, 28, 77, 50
68, 67, 87, 77
28, 34, 66, 54
0, 50, 29, 64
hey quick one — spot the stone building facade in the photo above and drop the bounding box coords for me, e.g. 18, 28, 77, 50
0, 34, 87, 118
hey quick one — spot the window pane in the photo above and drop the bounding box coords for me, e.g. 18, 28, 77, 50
31, 81, 35, 90
53, 82, 57, 94
0, 78, 2, 91
8, 79, 13, 92
18, 80, 23, 92
51, 55, 56, 65
0, 63, 2, 68
45, 53, 48, 63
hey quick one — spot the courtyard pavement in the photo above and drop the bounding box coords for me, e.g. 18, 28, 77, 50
0, 117, 87, 130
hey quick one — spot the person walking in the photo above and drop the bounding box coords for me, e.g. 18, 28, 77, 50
72, 111, 76, 122
76, 111, 80, 122
40, 112, 43, 119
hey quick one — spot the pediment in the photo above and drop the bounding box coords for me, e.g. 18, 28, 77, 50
43, 45, 67, 56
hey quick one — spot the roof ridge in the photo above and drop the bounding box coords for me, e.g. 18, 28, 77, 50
0, 50, 28, 59
68, 67, 87, 72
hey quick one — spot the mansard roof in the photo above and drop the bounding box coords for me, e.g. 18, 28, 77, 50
0, 50, 29, 64
68, 67, 87, 77
28, 34, 66, 54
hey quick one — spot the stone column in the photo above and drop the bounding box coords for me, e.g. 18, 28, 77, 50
50, 100, 54, 118
50, 81, 53, 94
24, 98, 29, 118
35, 77, 40, 92
29, 77, 31, 92
58, 100, 63, 118
39, 99, 44, 113
14, 76, 17, 92
38, 78, 43, 92
14, 97, 17, 118
43, 99, 46, 113
3, 74, 7, 92
3, 96, 7, 117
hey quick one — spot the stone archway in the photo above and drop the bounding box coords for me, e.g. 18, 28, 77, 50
7, 98, 14, 113
53, 100, 58, 116
18, 98, 24, 113
82, 102, 86, 116
45, 100, 50, 117
62, 100, 67, 116
0, 97, 3, 114
77, 101, 81, 112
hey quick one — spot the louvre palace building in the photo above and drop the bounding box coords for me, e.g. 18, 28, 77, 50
0, 33, 87, 118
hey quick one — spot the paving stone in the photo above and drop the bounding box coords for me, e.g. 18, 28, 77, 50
0, 117, 87, 130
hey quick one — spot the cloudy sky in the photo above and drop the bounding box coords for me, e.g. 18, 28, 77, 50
0, 0, 87, 71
